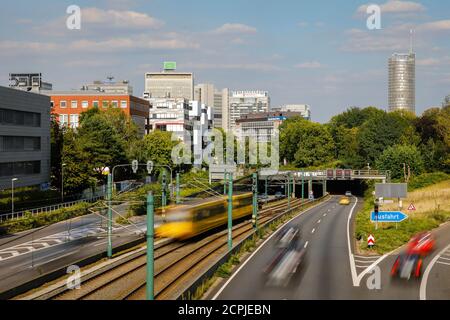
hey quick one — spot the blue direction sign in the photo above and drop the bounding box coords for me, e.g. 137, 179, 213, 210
371, 211, 409, 223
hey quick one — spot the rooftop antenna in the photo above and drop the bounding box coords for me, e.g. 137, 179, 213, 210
409, 29, 415, 54
106, 75, 114, 83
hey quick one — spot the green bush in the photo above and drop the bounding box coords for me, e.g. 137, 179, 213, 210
408, 172, 450, 191
0, 202, 92, 235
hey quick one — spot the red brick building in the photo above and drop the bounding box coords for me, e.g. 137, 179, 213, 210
43, 91, 150, 136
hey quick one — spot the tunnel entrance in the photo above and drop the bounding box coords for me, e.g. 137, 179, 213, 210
325, 180, 367, 196
258, 179, 367, 199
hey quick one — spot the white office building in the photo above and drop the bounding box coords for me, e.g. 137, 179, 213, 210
144, 63, 193, 100
229, 91, 270, 133
388, 53, 416, 114
194, 84, 230, 131
189, 101, 213, 166
147, 98, 192, 144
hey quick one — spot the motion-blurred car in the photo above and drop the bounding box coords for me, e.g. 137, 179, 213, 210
339, 196, 350, 205
345, 191, 352, 196
391, 253, 423, 280
391, 232, 435, 280
406, 232, 435, 257
264, 226, 306, 287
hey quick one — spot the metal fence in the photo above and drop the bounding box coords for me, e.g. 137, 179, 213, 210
0, 181, 145, 223
0, 195, 105, 223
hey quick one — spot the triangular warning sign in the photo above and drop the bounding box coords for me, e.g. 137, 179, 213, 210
408, 203, 416, 211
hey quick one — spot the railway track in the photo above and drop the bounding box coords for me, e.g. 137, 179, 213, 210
19, 197, 311, 300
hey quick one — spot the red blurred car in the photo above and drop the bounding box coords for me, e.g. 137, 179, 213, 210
391, 232, 435, 280
406, 232, 435, 257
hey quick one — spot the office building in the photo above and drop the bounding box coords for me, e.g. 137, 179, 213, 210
147, 98, 192, 143
229, 91, 270, 133
82, 78, 133, 95
0, 86, 51, 189
44, 90, 150, 136
144, 62, 194, 100
277, 104, 311, 120
9, 73, 52, 93
189, 101, 213, 166
235, 111, 304, 143
388, 53, 416, 114
195, 84, 230, 131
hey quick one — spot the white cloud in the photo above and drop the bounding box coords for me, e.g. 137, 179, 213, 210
295, 61, 323, 69
0, 35, 199, 56
185, 62, 279, 72
357, 0, 426, 14
212, 23, 257, 35
342, 26, 413, 52
0, 41, 59, 55
33, 7, 163, 36
81, 7, 164, 29
69, 36, 199, 52
417, 20, 450, 32
417, 56, 450, 67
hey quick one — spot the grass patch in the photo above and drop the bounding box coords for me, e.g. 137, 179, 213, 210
355, 176, 450, 255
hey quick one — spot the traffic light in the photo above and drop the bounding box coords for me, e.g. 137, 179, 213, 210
374, 203, 379, 214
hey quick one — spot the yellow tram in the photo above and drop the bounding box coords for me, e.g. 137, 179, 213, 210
155, 192, 253, 240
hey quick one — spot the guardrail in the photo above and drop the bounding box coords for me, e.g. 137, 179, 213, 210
0, 195, 104, 223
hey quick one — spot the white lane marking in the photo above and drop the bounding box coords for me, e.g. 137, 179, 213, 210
354, 255, 381, 259
311, 228, 316, 234
317, 220, 321, 224
440, 256, 450, 261
420, 244, 450, 300
94, 240, 108, 247
212, 197, 332, 300
304, 241, 309, 249
437, 261, 450, 266
355, 254, 389, 285
354, 259, 379, 264
347, 196, 360, 287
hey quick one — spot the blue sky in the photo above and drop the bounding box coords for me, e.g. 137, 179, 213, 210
1, 0, 449, 122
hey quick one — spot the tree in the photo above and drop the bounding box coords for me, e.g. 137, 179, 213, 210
50, 114, 64, 189
414, 106, 450, 172
279, 117, 307, 164
329, 106, 384, 129
132, 130, 179, 167
62, 129, 97, 193
357, 111, 413, 166
375, 145, 424, 180
293, 121, 335, 168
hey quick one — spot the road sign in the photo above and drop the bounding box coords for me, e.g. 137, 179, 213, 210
375, 183, 407, 199
371, 211, 409, 223
132, 160, 139, 174
368, 234, 375, 247
408, 203, 416, 211
147, 161, 154, 175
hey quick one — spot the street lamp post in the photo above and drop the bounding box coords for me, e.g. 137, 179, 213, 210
61, 163, 66, 203
11, 178, 18, 214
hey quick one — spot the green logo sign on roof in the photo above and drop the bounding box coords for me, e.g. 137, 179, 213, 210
163, 61, 177, 70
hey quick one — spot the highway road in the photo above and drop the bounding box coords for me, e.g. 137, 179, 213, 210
0, 201, 160, 297
212, 196, 450, 300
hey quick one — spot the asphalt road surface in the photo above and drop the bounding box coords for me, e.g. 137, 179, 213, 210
0, 201, 158, 296
212, 196, 450, 300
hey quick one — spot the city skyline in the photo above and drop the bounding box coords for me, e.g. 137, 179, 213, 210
1, 0, 450, 122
